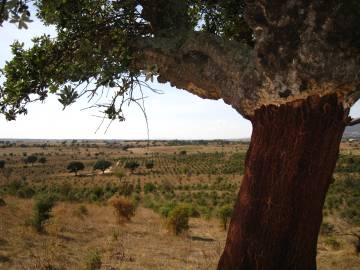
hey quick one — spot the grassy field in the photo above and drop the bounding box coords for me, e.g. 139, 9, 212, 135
0, 139, 359, 269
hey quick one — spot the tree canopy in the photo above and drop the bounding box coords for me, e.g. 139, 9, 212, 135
93, 159, 112, 173
0, 0, 253, 121
2, 1, 358, 123
67, 161, 85, 175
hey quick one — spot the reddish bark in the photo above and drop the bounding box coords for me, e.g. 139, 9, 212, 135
218, 94, 348, 270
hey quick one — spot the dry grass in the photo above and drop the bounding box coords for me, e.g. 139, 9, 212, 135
0, 196, 359, 269
0, 196, 227, 269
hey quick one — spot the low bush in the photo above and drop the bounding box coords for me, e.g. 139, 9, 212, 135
109, 196, 136, 222
29, 194, 55, 232
144, 182, 157, 194
118, 181, 134, 196
159, 201, 177, 217
324, 237, 341, 250
320, 221, 335, 235
166, 205, 190, 235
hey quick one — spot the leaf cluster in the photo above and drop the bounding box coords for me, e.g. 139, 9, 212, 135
0, 0, 252, 122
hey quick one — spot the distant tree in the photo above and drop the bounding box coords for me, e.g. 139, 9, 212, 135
0, 160, 5, 169
38, 157, 47, 164
179, 150, 187, 156
124, 161, 140, 174
67, 161, 85, 176
25, 155, 37, 166
93, 159, 112, 174
218, 205, 234, 230
145, 160, 154, 170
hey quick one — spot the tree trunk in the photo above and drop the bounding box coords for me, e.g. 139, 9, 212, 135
218, 94, 348, 270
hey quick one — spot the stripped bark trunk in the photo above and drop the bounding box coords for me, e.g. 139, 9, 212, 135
218, 94, 348, 270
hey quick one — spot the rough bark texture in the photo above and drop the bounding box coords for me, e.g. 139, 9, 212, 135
218, 94, 348, 270
132, 32, 262, 118
135, 1, 360, 117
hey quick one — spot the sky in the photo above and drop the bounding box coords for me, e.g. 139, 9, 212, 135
0, 19, 253, 140
1, 18, 359, 140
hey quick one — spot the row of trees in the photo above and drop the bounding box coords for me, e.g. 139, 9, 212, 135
67, 159, 154, 176
67, 160, 112, 176
0, 156, 46, 169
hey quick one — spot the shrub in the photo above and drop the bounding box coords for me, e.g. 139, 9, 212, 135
124, 160, 140, 174
7, 179, 24, 195
30, 194, 55, 232
144, 182, 157, 194
93, 159, 112, 174
324, 237, 341, 250
86, 249, 102, 270
145, 160, 154, 170
38, 157, 47, 164
67, 161, 85, 176
16, 185, 35, 198
159, 201, 177, 217
218, 205, 233, 230
109, 196, 136, 222
0, 160, 5, 169
135, 179, 141, 193
118, 181, 134, 196
160, 180, 174, 193
185, 204, 200, 218
320, 221, 335, 235
166, 205, 190, 235
25, 155, 38, 165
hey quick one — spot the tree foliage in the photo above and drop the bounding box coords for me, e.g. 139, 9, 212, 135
38, 156, 47, 164
67, 161, 85, 175
1, 1, 360, 121
24, 154, 37, 165
93, 159, 112, 174
0, 0, 252, 121
124, 160, 139, 173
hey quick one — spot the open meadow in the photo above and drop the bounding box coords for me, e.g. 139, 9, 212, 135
0, 139, 359, 269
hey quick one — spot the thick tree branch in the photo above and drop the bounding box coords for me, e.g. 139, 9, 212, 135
347, 117, 360, 127
132, 31, 262, 117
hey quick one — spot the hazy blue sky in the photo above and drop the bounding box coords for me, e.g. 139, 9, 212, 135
1, 19, 359, 140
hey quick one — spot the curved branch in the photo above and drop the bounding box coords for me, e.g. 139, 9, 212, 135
347, 117, 360, 126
